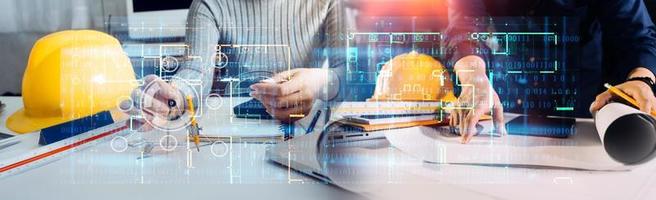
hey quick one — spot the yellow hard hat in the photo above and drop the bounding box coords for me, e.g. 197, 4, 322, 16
7, 30, 137, 134
369, 51, 456, 102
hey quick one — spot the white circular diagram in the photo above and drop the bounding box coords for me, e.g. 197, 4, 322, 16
159, 134, 178, 152
210, 141, 229, 157
206, 93, 223, 110
110, 136, 128, 153
139, 76, 199, 132
117, 96, 133, 112
161, 56, 180, 72
215, 52, 229, 69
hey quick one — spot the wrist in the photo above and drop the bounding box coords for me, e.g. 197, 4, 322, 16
628, 67, 655, 82
454, 55, 488, 84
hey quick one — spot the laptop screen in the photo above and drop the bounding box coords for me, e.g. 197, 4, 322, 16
132, 0, 193, 12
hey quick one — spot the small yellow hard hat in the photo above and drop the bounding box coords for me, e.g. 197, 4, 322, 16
7, 30, 137, 134
369, 51, 456, 102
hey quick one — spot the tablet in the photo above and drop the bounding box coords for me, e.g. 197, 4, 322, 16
505, 115, 575, 138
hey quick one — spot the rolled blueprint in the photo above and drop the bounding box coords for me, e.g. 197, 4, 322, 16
594, 102, 656, 165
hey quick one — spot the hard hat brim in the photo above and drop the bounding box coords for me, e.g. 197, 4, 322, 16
6, 108, 69, 134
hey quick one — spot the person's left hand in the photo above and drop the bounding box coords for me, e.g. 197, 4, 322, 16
249, 68, 331, 122
590, 79, 656, 114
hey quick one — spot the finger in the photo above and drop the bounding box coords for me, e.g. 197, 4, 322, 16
131, 88, 145, 110
453, 109, 461, 127
142, 97, 171, 118
270, 69, 300, 82
251, 78, 304, 97
590, 91, 612, 112
627, 89, 652, 113
492, 97, 506, 135
130, 88, 168, 117
258, 91, 312, 109
155, 78, 182, 100
632, 82, 656, 113
459, 109, 468, 142
463, 109, 483, 144
449, 110, 457, 127
120, 99, 141, 116
143, 75, 182, 105
643, 96, 656, 114
142, 75, 160, 88
250, 92, 279, 108
250, 83, 283, 96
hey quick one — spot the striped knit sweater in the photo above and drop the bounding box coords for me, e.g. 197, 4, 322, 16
173, 0, 346, 102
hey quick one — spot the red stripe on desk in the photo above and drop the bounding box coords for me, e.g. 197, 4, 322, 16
0, 125, 128, 174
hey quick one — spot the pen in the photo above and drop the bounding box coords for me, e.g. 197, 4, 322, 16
604, 83, 656, 116
186, 96, 201, 152
305, 109, 322, 134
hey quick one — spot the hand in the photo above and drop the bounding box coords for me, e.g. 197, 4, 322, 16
249, 68, 333, 122
123, 75, 185, 132
590, 79, 656, 114
448, 56, 506, 144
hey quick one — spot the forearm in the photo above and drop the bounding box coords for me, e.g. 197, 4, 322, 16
323, 0, 346, 101
172, 0, 220, 107
444, 0, 489, 67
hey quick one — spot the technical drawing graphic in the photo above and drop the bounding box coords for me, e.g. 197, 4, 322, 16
161, 56, 180, 72
215, 46, 229, 69
159, 134, 178, 151
138, 76, 203, 132
205, 93, 224, 110
210, 140, 229, 157
110, 136, 129, 153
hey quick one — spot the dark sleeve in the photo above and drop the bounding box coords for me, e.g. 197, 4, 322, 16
443, 0, 491, 67
597, 0, 656, 82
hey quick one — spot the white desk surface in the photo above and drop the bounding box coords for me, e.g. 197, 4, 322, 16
2, 96, 656, 200
0, 97, 361, 200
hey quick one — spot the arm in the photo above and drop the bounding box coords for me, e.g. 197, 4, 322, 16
444, 0, 490, 66
322, 0, 347, 101
125, 0, 220, 131
596, 0, 656, 82
173, 0, 220, 107
591, 0, 656, 114
445, 0, 506, 143
249, 0, 346, 122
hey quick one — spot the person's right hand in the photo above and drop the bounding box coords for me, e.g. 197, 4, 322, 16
122, 75, 185, 132
448, 55, 507, 144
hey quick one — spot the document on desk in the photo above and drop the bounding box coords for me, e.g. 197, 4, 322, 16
384, 120, 632, 171
199, 101, 324, 138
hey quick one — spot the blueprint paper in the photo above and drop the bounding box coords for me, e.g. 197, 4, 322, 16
383, 117, 633, 171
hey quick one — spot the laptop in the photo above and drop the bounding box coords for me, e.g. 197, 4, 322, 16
265, 122, 342, 183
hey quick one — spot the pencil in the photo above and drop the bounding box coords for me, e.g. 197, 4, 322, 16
186, 95, 201, 151
604, 83, 656, 116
